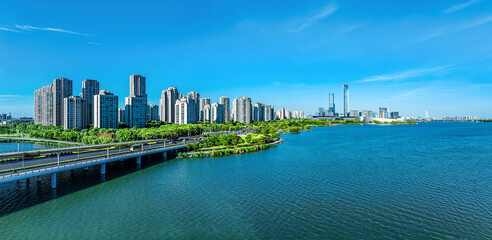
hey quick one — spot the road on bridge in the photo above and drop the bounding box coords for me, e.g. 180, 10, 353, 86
0, 140, 196, 176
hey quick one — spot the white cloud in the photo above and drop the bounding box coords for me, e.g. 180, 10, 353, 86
443, 0, 480, 14
413, 14, 492, 43
290, 2, 337, 32
459, 15, 492, 29
359, 66, 449, 82
0, 24, 92, 36
14, 24, 92, 36
0, 26, 21, 33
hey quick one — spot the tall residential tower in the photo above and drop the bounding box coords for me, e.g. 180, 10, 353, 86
81, 79, 100, 125
53, 78, 73, 127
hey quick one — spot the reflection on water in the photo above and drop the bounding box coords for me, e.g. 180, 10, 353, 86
0, 122, 490, 239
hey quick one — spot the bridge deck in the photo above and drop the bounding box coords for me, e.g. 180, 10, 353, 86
0, 141, 196, 184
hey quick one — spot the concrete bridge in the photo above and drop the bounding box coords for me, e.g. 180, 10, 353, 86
0, 140, 198, 188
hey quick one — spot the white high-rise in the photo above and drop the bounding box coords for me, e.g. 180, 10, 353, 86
187, 92, 200, 123
211, 103, 224, 124
200, 98, 211, 121
34, 85, 54, 126
94, 90, 118, 129
175, 97, 198, 125
279, 107, 286, 120
159, 87, 179, 123
130, 74, 147, 99
233, 97, 252, 124
64, 96, 88, 129
202, 104, 211, 122
253, 102, 264, 122
264, 105, 274, 121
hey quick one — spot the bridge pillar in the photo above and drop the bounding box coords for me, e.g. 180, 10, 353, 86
136, 156, 141, 165
37, 176, 42, 182
163, 151, 167, 160
101, 163, 106, 175
51, 173, 56, 189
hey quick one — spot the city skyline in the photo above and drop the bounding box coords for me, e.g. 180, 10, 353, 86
1, 0, 492, 118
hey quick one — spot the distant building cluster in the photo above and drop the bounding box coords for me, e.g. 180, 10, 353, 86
0, 113, 12, 122
315, 83, 403, 122
34, 75, 305, 129
35, 78, 119, 129
407, 115, 479, 121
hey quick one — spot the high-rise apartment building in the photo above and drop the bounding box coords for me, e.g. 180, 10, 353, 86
64, 96, 88, 129
53, 78, 73, 127
364, 110, 373, 118
253, 102, 264, 122
264, 105, 274, 121
200, 98, 211, 121
130, 74, 147, 99
219, 97, 230, 122
279, 107, 286, 120
232, 97, 252, 124
187, 92, 200, 123
202, 104, 211, 122
148, 104, 159, 121
34, 85, 54, 126
159, 87, 179, 123
175, 97, 198, 125
81, 79, 100, 125
285, 110, 292, 119
126, 74, 148, 128
210, 103, 224, 124
343, 83, 349, 117
125, 96, 147, 128
94, 90, 118, 129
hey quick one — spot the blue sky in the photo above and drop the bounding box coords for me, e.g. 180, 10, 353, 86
0, 0, 491, 118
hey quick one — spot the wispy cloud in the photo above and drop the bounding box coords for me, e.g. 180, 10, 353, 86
290, 2, 337, 32
14, 24, 92, 36
0, 24, 92, 36
443, 0, 480, 14
459, 15, 492, 29
0, 26, 21, 33
0, 95, 22, 98
359, 66, 449, 83
414, 14, 492, 43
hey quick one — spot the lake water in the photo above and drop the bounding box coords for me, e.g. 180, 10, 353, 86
0, 142, 51, 153
0, 122, 490, 239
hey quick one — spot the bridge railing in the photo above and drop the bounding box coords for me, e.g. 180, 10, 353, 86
0, 141, 198, 180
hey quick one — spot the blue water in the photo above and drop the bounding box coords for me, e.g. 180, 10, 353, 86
0, 142, 51, 153
0, 122, 490, 239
